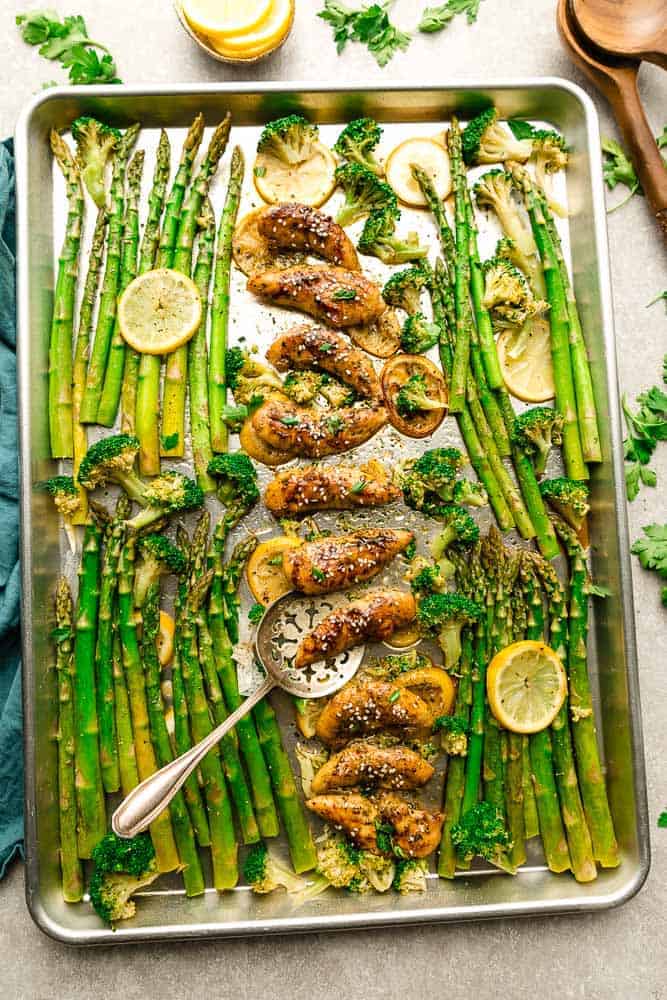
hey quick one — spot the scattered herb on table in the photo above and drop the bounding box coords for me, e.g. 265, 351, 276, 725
657, 126, 667, 151
419, 0, 483, 33
631, 524, 667, 606
16, 10, 121, 85
601, 138, 641, 211
318, 1, 411, 67
648, 290, 667, 315
659, 810, 667, 828
622, 359, 667, 501
248, 603, 265, 624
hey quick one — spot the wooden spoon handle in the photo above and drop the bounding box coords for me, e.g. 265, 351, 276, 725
606, 68, 667, 238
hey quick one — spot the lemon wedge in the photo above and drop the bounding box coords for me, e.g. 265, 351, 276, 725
182, 0, 272, 38
385, 137, 452, 207
253, 140, 337, 207
118, 268, 201, 355
246, 536, 301, 605
497, 317, 555, 403
487, 640, 567, 734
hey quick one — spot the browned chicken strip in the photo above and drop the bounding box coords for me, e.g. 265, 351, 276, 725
266, 325, 381, 400
247, 265, 385, 328
306, 792, 444, 858
264, 463, 400, 516
315, 677, 431, 746
251, 398, 387, 458
283, 528, 413, 595
311, 742, 435, 794
257, 203, 360, 271
295, 590, 417, 669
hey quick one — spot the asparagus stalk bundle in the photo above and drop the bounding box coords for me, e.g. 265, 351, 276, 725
54, 578, 84, 902
446, 119, 472, 414
94, 515, 124, 793
209, 145, 244, 453
80, 123, 140, 424
161, 114, 232, 459
188, 199, 216, 493
137, 115, 204, 475
49, 131, 84, 459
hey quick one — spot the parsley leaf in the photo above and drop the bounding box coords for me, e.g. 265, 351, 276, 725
332, 288, 357, 300
657, 126, 667, 151
659, 810, 667, 828
160, 432, 179, 451
631, 524, 667, 606
601, 138, 641, 211
248, 603, 265, 624
16, 11, 121, 85
622, 374, 667, 501
648, 291, 667, 315
419, 0, 482, 33
588, 582, 612, 599
507, 119, 540, 141
350, 480, 367, 494
311, 567, 326, 583
280, 415, 301, 427
318, 1, 411, 67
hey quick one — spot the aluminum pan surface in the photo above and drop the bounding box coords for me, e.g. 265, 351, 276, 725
15, 80, 649, 944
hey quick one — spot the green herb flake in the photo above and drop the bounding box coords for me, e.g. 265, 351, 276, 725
161, 432, 179, 451
311, 567, 326, 583
388, 689, 401, 703
319, 342, 335, 353
248, 603, 265, 624
16, 11, 121, 85
419, 0, 482, 33
326, 415, 345, 435
280, 415, 301, 427
350, 480, 367, 495
332, 288, 357, 301
254, 165, 267, 177
267, 554, 284, 566
318, 1, 412, 67
659, 810, 667, 828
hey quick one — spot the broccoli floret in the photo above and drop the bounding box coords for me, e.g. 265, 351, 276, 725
407, 556, 446, 596
531, 130, 569, 216
382, 262, 432, 316
243, 842, 307, 895
396, 374, 446, 417
207, 451, 260, 531
358, 210, 429, 266
133, 534, 186, 608
452, 478, 488, 508
319, 375, 356, 408
316, 831, 364, 889
36, 475, 82, 520
224, 347, 283, 405
282, 370, 324, 405
512, 407, 564, 476
539, 476, 590, 531
78, 434, 147, 502
433, 714, 468, 755
334, 118, 384, 176
430, 505, 480, 580
474, 171, 541, 293
70, 116, 121, 207
482, 255, 533, 325
88, 832, 158, 926
392, 857, 428, 894
400, 448, 466, 512
334, 163, 397, 227
451, 802, 513, 871
461, 108, 533, 166
126, 473, 204, 533
417, 591, 482, 670
257, 115, 319, 166
400, 312, 440, 354
358, 851, 395, 892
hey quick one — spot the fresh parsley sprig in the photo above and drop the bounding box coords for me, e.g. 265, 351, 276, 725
419, 0, 482, 32
16, 10, 121, 86
623, 383, 667, 502
631, 525, 667, 606
318, 1, 411, 67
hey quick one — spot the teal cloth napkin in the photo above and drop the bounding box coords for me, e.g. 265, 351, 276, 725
0, 138, 23, 879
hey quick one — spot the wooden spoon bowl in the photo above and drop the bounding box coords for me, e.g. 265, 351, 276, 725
569, 0, 667, 69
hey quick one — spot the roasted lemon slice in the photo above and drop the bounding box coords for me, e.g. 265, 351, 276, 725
253, 140, 337, 207
181, 0, 272, 38
118, 268, 202, 355
246, 535, 301, 605
487, 640, 567, 734
157, 611, 175, 667
385, 137, 452, 207
207, 0, 293, 54
497, 318, 555, 403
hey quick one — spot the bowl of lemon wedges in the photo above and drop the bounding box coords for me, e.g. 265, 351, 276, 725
176, 0, 295, 63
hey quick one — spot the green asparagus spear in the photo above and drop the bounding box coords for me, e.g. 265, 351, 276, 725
54, 578, 84, 901
438, 629, 473, 878
94, 517, 125, 793
447, 119, 471, 414
80, 123, 140, 424
188, 199, 216, 493
209, 144, 244, 453
49, 131, 84, 458
162, 114, 232, 459
137, 116, 204, 475
112, 628, 139, 798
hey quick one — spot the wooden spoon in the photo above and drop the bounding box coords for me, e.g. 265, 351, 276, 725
569, 0, 667, 69
557, 0, 667, 240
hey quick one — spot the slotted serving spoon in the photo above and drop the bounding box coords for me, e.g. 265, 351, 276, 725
112, 593, 364, 839
569, 0, 667, 69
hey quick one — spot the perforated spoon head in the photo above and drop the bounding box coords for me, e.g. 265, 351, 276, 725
254, 591, 364, 699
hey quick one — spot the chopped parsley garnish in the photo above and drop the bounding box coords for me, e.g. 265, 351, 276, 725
388, 689, 401, 703
248, 603, 265, 624
326, 414, 345, 435
280, 415, 301, 427
267, 554, 284, 566
319, 341, 335, 353
318, 1, 411, 68
332, 288, 357, 301
350, 480, 367, 494
311, 567, 326, 583
253, 165, 267, 177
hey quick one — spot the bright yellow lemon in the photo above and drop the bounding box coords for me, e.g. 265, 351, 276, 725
487, 640, 567, 734
118, 268, 201, 355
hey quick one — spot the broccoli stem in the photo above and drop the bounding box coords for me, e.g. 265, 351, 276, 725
538, 192, 602, 464
141, 584, 206, 897
552, 520, 619, 870
95, 518, 123, 794
209, 523, 279, 839
137, 116, 204, 475
72, 208, 106, 524
49, 132, 83, 459
54, 578, 84, 901
511, 168, 588, 481
162, 115, 231, 459
209, 145, 244, 454
188, 199, 217, 493
73, 521, 107, 858
118, 540, 180, 873
447, 120, 471, 415
97, 149, 144, 427
438, 629, 473, 878
80, 124, 140, 424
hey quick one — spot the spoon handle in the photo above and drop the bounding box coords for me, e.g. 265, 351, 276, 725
112, 676, 275, 839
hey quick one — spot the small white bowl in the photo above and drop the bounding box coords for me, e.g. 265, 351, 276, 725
174, 1, 294, 65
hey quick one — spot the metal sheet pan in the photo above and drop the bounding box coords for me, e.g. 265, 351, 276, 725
15, 80, 649, 945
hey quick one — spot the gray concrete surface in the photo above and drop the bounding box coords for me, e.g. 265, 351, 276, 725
1, 1, 666, 997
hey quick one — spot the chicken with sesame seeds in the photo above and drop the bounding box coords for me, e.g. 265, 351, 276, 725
314, 674, 429, 746
247, 265, 386, 328
250, 397, 387, 458
311, 741, 434, 794
266, 325, 382, 400
264, 462, 400, 517
256, 203, 360, 271
283, 528, 414, 596
306, 791, 444, 858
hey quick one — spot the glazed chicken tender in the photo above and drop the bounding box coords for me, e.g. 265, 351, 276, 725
311, 742, 435, 794
266, 325, 382, 400
295, 591, 417, 669
251, 398, 387, 458
247, 265, 385, 328
315, 677, 430, 747
257, 203, 360, 271
306, 792, 444, 858
283, 528, 414, 595
263, 463, 400, 516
